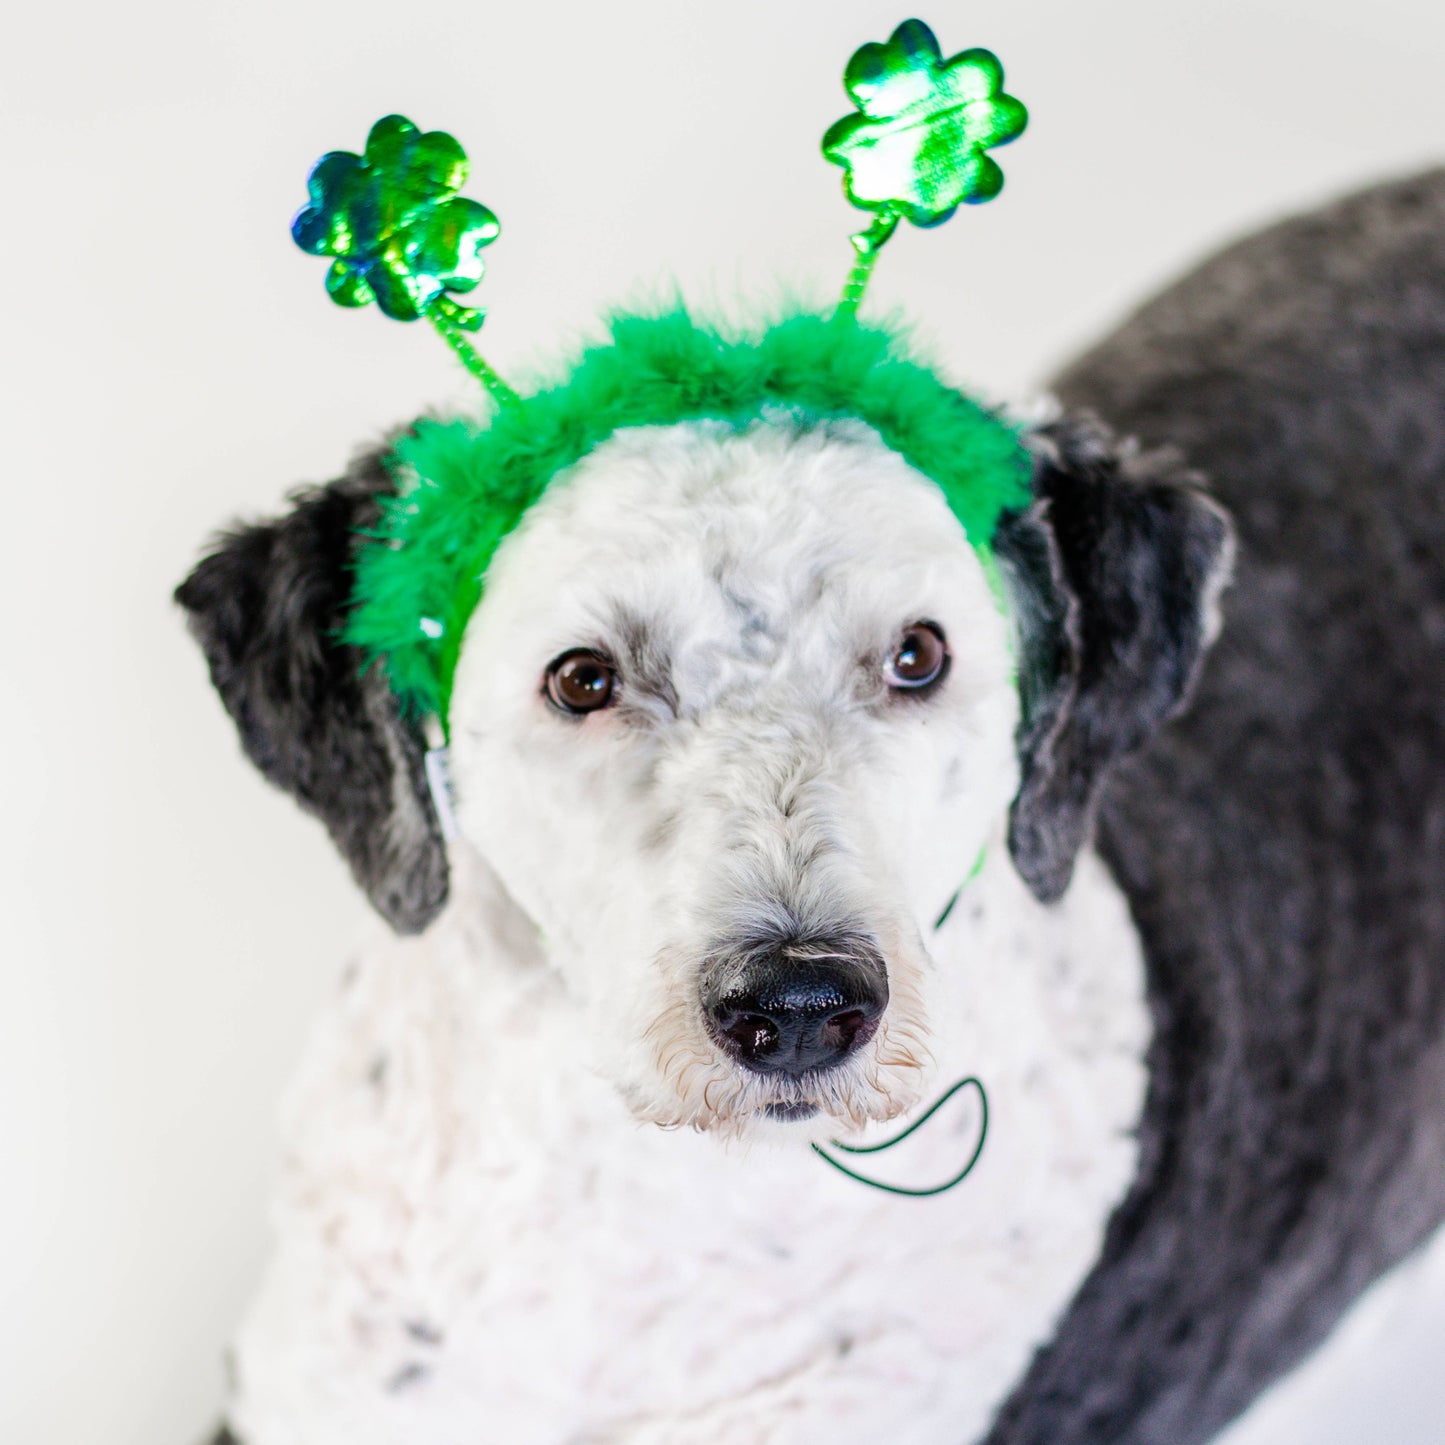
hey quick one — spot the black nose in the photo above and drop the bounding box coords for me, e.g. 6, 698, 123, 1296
704, 937, 888, 1075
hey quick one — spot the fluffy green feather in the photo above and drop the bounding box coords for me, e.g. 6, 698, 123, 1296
345, 307, 1031, 724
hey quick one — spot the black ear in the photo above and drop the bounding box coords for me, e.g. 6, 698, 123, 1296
995, 414, 1234, 903
175, 446, 449, 934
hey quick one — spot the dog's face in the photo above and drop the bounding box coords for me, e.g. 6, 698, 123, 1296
447, 416, 1020, 1133
178, 402, 1231, 1138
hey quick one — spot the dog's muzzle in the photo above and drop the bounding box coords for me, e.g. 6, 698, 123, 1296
701, 932, 888, 1076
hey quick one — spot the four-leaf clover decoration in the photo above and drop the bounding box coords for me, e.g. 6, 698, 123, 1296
293, 114, 501, 332
823, 20, 1027, 231
290, 27, 1025, 367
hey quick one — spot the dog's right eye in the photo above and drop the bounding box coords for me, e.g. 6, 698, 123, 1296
544, 649, 618, 715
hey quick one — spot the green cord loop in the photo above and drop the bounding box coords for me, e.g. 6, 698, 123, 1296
811, 1075, 988, 1197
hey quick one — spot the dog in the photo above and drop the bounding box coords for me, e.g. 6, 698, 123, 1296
178, 168, 1445, 1444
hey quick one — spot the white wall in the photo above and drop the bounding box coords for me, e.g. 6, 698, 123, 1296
2, 2, 1442, 1442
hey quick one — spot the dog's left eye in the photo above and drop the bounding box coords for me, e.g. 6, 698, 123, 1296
885, 621, 949, 693
545, 649, 618, 714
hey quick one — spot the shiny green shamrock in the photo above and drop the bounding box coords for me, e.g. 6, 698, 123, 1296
292, 114, 501, 333
822, 20, 1026, 312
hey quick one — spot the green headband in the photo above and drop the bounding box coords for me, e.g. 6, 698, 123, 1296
346, 309, 1030, 723
292, 19, 1031, 726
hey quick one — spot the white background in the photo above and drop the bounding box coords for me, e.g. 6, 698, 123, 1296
2, 2, 1444, 1442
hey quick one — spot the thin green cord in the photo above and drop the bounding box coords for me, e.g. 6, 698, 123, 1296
933, 886, 963, 931
811, 1076, 988, 1197
428, 308, 519, 406
933, 845, 989, 930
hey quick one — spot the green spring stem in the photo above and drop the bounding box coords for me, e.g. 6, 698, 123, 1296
835, 210, 900, 319
428, 308, 519, 406
836, 246, 881, 318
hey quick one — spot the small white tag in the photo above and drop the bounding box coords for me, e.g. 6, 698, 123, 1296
424, 747, 461, 841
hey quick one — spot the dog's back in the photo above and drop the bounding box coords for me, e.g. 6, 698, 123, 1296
987, 170, 1445, 1444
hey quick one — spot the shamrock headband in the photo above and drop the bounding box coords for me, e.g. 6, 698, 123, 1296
293, 18, 1031, 727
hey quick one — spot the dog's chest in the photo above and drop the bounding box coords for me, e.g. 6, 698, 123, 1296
229, 850, 1149, 1445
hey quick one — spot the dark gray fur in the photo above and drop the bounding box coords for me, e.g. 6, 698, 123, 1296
607, 603, 682, 719
175, 447, 448, 933
984, 170, 1445, 1443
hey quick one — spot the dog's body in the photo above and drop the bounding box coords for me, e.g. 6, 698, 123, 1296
185, 171, 1445, 1444
1022, 168, 1445, 1445
228, 840, 1151, 1445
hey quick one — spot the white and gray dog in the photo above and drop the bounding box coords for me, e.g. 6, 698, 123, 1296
179, 171, 1445, 1444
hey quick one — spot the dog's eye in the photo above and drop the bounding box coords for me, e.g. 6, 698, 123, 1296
545, 649, 618, 714
885, 622, 949, 692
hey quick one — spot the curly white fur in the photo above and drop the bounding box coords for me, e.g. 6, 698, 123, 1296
228, 419, 1152, 1443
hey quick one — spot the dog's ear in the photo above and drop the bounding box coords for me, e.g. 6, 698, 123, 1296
994, 414, 1233, 903
175, 447, 449, 934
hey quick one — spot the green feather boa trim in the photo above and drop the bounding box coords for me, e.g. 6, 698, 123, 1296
345, 308, 1031, 724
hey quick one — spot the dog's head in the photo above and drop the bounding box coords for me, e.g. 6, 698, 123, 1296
179, 396, 1229, 1138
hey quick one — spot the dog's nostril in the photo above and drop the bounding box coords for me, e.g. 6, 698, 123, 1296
820, 1007, 868, 1056
721, 1013, 782, 1061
